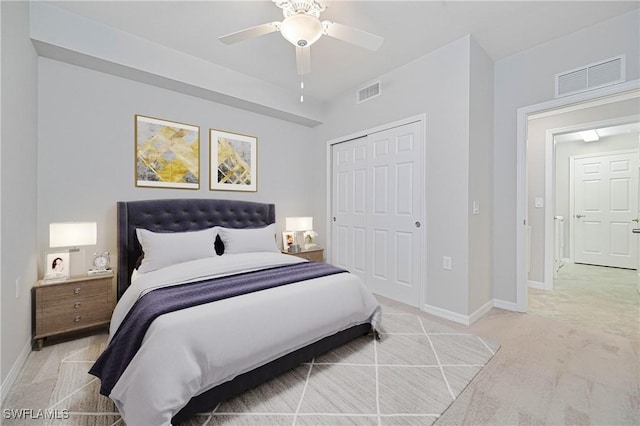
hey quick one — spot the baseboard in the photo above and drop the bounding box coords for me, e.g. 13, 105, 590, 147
469, 299, 494, 325
0, 338, 31, 404
493, 298, 521, 312
528, 280, 544, 290
423, 303, 471, 325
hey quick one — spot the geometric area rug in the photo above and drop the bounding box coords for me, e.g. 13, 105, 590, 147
1, 299, 499, 426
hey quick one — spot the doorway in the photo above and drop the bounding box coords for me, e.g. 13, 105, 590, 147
517, 81, 640, 313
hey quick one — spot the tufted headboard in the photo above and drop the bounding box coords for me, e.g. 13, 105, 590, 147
117, 198, 276, 299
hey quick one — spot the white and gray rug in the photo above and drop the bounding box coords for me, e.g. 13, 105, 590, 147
2, 300, 499, 425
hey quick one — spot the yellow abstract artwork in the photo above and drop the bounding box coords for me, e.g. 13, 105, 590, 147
135, 115, 200, 189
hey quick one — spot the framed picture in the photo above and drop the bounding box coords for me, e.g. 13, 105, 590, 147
282, 231, 295, 251
210, 129, 257, 192
135, 115, 200, 189
45, 252, 70, 279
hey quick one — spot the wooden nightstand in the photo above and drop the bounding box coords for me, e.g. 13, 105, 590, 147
282, 247, 324, 262
32, 272, 115, 351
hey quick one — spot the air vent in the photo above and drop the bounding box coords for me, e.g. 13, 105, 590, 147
357, 81, 381, 103
555, 55, 625, 98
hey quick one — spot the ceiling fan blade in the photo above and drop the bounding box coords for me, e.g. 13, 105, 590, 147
218, 22, 281, 45
322, 21, 383, 51
296, 46, 311, 75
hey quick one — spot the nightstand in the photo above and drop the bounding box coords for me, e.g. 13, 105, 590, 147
32, 272, 115, 351
282, 247, 324, 262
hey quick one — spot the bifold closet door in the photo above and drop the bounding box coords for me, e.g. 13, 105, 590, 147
331, 121, 423, 307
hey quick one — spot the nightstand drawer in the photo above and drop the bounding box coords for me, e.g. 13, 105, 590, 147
38, 279, 111, 302
37, 294, 111, 320
35, 307, 112, 336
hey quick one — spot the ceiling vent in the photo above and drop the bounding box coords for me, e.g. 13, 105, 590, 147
555, 55, 625, 98
357, 81, 381, 104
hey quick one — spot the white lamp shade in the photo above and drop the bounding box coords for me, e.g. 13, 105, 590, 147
50, 222, 97, 248
285, 217, 313, 232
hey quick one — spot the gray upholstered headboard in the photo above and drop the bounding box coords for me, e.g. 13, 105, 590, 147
117, 198, 276, 299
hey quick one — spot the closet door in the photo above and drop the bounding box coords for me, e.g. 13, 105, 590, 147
331, 121, 423, 307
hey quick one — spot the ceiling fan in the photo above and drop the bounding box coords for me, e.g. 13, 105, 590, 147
218, 0, 384, 80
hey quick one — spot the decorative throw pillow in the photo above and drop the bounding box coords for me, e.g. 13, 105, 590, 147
217, 223, 279, 254
136, 227, 218, 273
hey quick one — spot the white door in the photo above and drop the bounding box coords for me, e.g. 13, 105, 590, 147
574, 151, 638, 269
331, 121, 423, 306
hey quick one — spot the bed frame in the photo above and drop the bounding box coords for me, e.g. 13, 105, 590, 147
116, 198, 371, 423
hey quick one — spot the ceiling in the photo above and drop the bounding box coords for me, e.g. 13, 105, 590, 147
555, 122, 640, 143
49, 1, 639, 102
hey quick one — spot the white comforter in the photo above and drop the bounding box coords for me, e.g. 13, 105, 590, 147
107, 252, 381, 425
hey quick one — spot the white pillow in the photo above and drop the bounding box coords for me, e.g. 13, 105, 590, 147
136, 227, 218, 273
218, 224, 279, 254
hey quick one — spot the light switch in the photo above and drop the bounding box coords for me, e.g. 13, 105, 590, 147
472, 201, 480, 215
535, 197, 544, 208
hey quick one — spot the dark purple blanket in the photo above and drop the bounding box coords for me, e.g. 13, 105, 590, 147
89, 261, 346, 396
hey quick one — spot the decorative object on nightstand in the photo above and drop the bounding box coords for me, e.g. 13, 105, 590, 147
285, 216, 313, 253
45, 222, 97, 282
303, 230, 318, 249
89, 252, 112, 276
32, 271, 115, 350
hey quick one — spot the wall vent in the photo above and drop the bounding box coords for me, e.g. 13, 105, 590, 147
555, 55, 625, 98
357, 81, 381, 103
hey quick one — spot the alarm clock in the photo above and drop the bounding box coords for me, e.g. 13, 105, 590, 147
89, 252, 111, 275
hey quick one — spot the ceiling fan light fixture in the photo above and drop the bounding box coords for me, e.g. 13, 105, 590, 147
280, 13, 323, 47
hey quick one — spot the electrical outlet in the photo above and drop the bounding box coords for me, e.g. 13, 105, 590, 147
442, 256, 452, 270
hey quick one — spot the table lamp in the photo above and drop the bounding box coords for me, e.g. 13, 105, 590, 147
285, 217, 313, 253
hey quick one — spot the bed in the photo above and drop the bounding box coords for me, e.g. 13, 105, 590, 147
89, 198, 381, 425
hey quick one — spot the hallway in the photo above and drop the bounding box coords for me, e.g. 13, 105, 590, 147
528, 263, 640, 340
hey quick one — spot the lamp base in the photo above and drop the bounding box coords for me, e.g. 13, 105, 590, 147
288, 244, 301, 253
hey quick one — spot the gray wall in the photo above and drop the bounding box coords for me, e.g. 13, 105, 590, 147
37, 58, 317, 277
526, 98, 640, 282
1, 0, 38, 392
313, 35, 494, 318
493, 9, 640, 303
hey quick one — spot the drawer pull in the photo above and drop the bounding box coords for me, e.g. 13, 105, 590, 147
74, 302, 81, 309
74, 288, 81, 294
74, 315, 82, 323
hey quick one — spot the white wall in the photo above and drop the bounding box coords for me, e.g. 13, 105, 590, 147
526, 98, 640, 282
37, 58, 317, 276
313, 35, 493, 319
493, 10, 640, 303
1, 0, 38, 396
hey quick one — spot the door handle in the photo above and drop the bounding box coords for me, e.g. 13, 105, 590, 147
575, 214, 585, 218
633, 229, 640, 234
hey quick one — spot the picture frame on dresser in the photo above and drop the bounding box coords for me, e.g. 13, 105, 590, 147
135, 115, 200, 190
210, 129, 257, 192
44, 251, 70, 280
282, 231, 295, 251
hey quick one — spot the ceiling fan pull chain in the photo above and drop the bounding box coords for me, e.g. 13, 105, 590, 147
300, 76, 304, 103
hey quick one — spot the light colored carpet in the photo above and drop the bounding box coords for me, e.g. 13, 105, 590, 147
528, 262, 640, 341
1, 298, 499, 425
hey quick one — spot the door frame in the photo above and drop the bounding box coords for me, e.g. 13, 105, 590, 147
542, 116, 640, 291
325, 113, 427, 307
516, 80, 640, 312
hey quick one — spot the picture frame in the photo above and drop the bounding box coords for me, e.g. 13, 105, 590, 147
210, 129, 257, 192
135, 115, 200, 189
44, 252, 70, 279
282, 231, 295, 251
